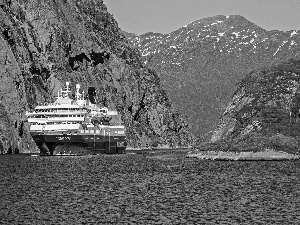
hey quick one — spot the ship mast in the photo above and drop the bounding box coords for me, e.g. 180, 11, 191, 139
76, 84, 80, 101
61, 82, 71, 98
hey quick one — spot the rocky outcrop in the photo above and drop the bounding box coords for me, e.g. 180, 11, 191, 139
0, 0, 194, 153
191, 59, 300, 155
126, 15, 300, 137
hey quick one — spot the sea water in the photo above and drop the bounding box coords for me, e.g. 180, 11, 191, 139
0, 152, 300, 224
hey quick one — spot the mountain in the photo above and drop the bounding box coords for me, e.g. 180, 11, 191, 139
195, 58, 300, 154
0, 0, 194, 154
125, 15, 300, 138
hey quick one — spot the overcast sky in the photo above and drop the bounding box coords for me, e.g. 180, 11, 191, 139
103, 0, 300, 35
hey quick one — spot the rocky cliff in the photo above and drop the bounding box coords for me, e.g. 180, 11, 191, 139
0, 0, 194, 154
195, 59, 300, 154
126, 15, 300, 138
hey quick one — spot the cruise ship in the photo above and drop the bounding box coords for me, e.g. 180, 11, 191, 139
25, 82, 127, 155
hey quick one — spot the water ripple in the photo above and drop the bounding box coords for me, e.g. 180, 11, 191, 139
1, 153, 300, 224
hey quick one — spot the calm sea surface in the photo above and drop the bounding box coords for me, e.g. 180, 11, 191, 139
1, 151, 300, 224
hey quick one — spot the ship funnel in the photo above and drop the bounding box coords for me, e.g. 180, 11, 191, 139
88, 87, 96, 104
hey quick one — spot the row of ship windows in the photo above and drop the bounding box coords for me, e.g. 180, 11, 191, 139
35, 109, 86, 113
80, 130, 125, 134
31, 115, 84, 118
81, 130, 101, 134
37, 130, 125, 135
32, 122, 81, 125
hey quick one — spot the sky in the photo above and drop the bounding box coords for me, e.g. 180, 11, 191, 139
103, 0, 300, 35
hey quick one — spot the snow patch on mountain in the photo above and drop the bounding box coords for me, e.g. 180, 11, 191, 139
290, 31, 298, 37
289, 40, 297, 49
291, 40, 297, 46
142, 51, 150, 56
232, 32, 240, 38
273, 40, 288, 56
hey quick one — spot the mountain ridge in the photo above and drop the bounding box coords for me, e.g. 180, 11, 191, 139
125, 14, 300, 138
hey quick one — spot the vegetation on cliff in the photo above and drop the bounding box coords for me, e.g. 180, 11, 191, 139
193, 59, 300, 155
0, 0, 194, 153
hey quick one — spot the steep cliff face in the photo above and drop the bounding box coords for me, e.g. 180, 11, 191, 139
0, 0, 194, 153
199, 59, 300, 154
126, 15, 300, 137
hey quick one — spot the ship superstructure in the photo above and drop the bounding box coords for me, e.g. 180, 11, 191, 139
25, 82, 127, 155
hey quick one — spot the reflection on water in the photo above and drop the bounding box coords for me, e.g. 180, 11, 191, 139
1, 152, 300, 224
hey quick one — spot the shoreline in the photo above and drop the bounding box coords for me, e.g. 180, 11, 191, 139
187, 150, 300, 161
0, 148, 192, 156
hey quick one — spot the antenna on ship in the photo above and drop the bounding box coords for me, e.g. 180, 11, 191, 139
60, 82, 71, 98
56, 88, 63, 100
